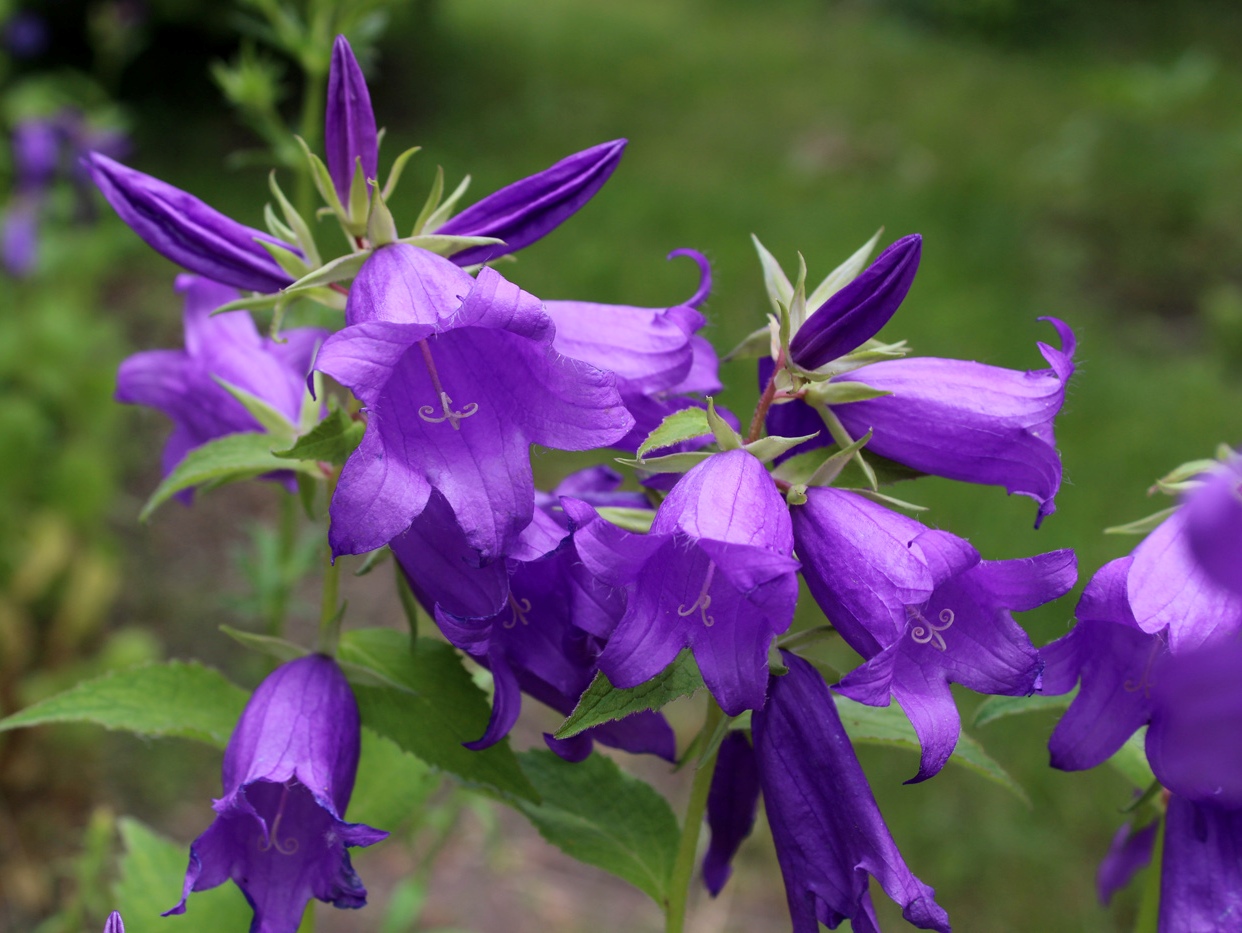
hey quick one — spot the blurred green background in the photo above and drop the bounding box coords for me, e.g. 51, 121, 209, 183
4, 0, 1242, 930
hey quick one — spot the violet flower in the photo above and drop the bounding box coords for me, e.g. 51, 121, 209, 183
570, 449, 799, 715
317, 243, 633, 561
1160, 796, 1242, 932
165, 655, 387, 933
1097, 821, 1156, 906
753, 651, 951, 933
703, 731, 761, 896
1184, 455, 1242, 596
436, 139, 626, 266
325, 36, 378, 205
85, 153, 296, 293
102, 911, 124, 933
793, 487, 1075, 781
115, 275, 326, 488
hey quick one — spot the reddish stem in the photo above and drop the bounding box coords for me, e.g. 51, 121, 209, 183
747, 354, 783, 444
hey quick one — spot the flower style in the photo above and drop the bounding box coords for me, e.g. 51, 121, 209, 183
325, 36, 379, 206
86, 152, 296, 293
1184, 454, 1242, 596
165, 654, 387, 933
317, 243, 633, 560
793, 487, 1075, 781
115, 275, 326, 488
752, 651, 951, 933
569, 449, 799, 715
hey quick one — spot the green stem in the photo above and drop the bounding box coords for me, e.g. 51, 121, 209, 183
665, 699, 724, 933
268, 491, 299, 638
316, 472, 342, 655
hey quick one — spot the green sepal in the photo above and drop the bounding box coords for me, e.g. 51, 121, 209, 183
139, 431, 320, 521
594, 506, 655, 533
741, 431, 820, 464
294, 135, 346, 218
804, 428, 873, 486
395, 569, 424, 638
788, 252, 809, 332
804, 380, 893, 406
382, 146, 422, 202
268, 170, 321, 267
219, 625, 309, 664
347, 158, 371, 232
421, 174, 472, 234
366, 182, 399, 248
637, 407, 710, 457
263, 203, 298, 244
411, 163, 445, 236
722, 323, 773, 363
256, 237, 312, 279
805, 227, 882, 310
617, 451, 712, 474
394, 233, 505, 257
208, 292, 285, 316
707, 397, 742, 450
1105, 506, 1180, 536
751, 233, 793, 315
213, 376, 297, 443
554, 650, 702, 739
1123, 779, 1166, 815
284, 249, 370, 291
852, 488, 929, 512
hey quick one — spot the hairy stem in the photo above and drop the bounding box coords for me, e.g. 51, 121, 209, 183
665, 698, 724, 933
747, 360, 782, 444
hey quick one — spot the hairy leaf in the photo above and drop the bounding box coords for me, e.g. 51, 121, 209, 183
555, 650, 702, 739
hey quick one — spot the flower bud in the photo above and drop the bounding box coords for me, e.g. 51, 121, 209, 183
325, 35, 379, 206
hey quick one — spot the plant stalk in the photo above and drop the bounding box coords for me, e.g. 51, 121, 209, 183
665, 698, 724, 933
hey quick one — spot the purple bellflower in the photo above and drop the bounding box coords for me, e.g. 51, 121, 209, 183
316, 243, 633, 561
1161, 796, 1242, 933
103, 911, 125, 933
325, 36, 379, 206
793, 487, 1075, 781
165, 655, 387, 933
436, 139, 626, 267
753, 651, 951, 933
569, 449, 799, 715
115, 275, 326, 488
1184, 455, 1242, 596
2, 119, 58, 275
85, 153, 296, 293
543, 249, 722, 450
1097, 820, 1157, 906
703, 731, 761, 896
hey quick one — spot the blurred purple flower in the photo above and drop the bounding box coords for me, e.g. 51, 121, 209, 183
2, 11, 49, 58
570, 449, 799, 715
102, 911, 124, 933
753, 651, 951, 933
1, 198, 39, 276
793, 486, 1074, 781
325, 35, 378, 205
1160, 796, 1242, 933
703, 731, 760, 896
115, 275, 326, 492
437, 139, 626, 266
1097, 820, 1156, 906
1184, 455, 1242, 596
165, 655, 387, 933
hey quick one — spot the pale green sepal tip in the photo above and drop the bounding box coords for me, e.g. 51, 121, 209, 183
853, 489, 928, 512
422, 174, 472, 235
256, 238, 311, 279
593, 507, 655, 534
616, 451, 712, 474
382, 146, 422, 202
366, 180, 399, 247
806, 227, 883, 311
212, 376, 297, 443
707, 397, 742, 450
1155, 458, 1219, 488
806, 428, 873, 487
804, 380, 894, 406
395, 233, 505, 257
1105, 505, 1180, 536
721, 324, 772, 362
220, 624, 310, 664
264, 203, 297, 244
268, 170, 321, 267
751, 233, 793, 315
785, 484, 808, 506
789, 252, 809, 333
294, 135, 346, 217
411, 164, 445, 236
741, 432, 820, 464
285, 250, 370, 291
349, 159, 371, 226
208, 293, 282, 316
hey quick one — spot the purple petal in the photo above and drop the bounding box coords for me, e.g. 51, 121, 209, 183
754, 652, 951, 933
345, 242, 474, 327
325, 35, 379, 204
463, 652, 522, 751
586, 709, 676, 761
888, 659, 961, 783
438, 140, 626, 265
85, 153, 294, 293
102, 911, 124, 933
1097, 820, 1157, 906
1160, 797, 1242, 933
703, 731, 760, 896
13, 119, 59, 190
1184, 458, 1242, 595
789, 234, 922, 369
834, 318, 1076, 527
1, 197, 40, 276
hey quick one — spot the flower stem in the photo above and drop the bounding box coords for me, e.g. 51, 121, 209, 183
316, 471, 342, 655
665, 698, 724, 933
746, 360, 782, 444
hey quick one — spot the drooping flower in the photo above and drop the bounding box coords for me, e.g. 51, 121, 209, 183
1160, 796, 1242, 932
1184, 454, 1242, 596
102, 911, 125, 933
435, 139, 626, 266
570, 449, 799, 715
703, 730, 761, 896
752, 651, 951, 933
316, 243, 633, 561
115, 275, 326, 489
85, 153, 296, 293
165, 654, 387, 933
324, 35, 379, 206
793, 487, 1075, 781
1097, 820, 1156, 906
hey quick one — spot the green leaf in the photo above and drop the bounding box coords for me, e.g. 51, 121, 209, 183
346, 728, 441, 830
833, 695, 1029, 804
273, 409, 364, 465
338, 628, 539, 803
212, 376, 296, 443
973, 690, 1075, 728
0, 660, 246, 749
514, 750, 679, 904
555, 650, 703, 740
637, 407, 710, 457
1107, 726, 1157, 788
140, 432, 319, 521
113, 818, 252, 933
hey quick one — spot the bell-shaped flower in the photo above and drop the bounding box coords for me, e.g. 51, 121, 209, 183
85, 153, 295, 293
793, 487, 1075, 781
542, 249, 721, 450
1184, 455, 1242, 596
165, 655, 387, 933
325, 35, 378, 206
317, 243, 633, 561
702, 731, 761, 896
752, 651, 951, 933
115, 275, 326, 490
570, 449, 799, 715
1159, 795, 1242, 933
435, 139, 626, 266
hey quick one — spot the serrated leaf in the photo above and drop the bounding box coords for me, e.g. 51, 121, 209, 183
1107, 726, 1157, 789
637, 407, 711, 457
514, 750, 679, 904
114, 818, 252, 933
346, 728, 440, 830
0, 661, 246, 748
273, 409, 364, 465
212, 376, 296, 443
973, 690, 1075, 728
337, 628, 539, 803
140, 432, 319, 521
833, 695, 1029, 804
555, 650, 702, 739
